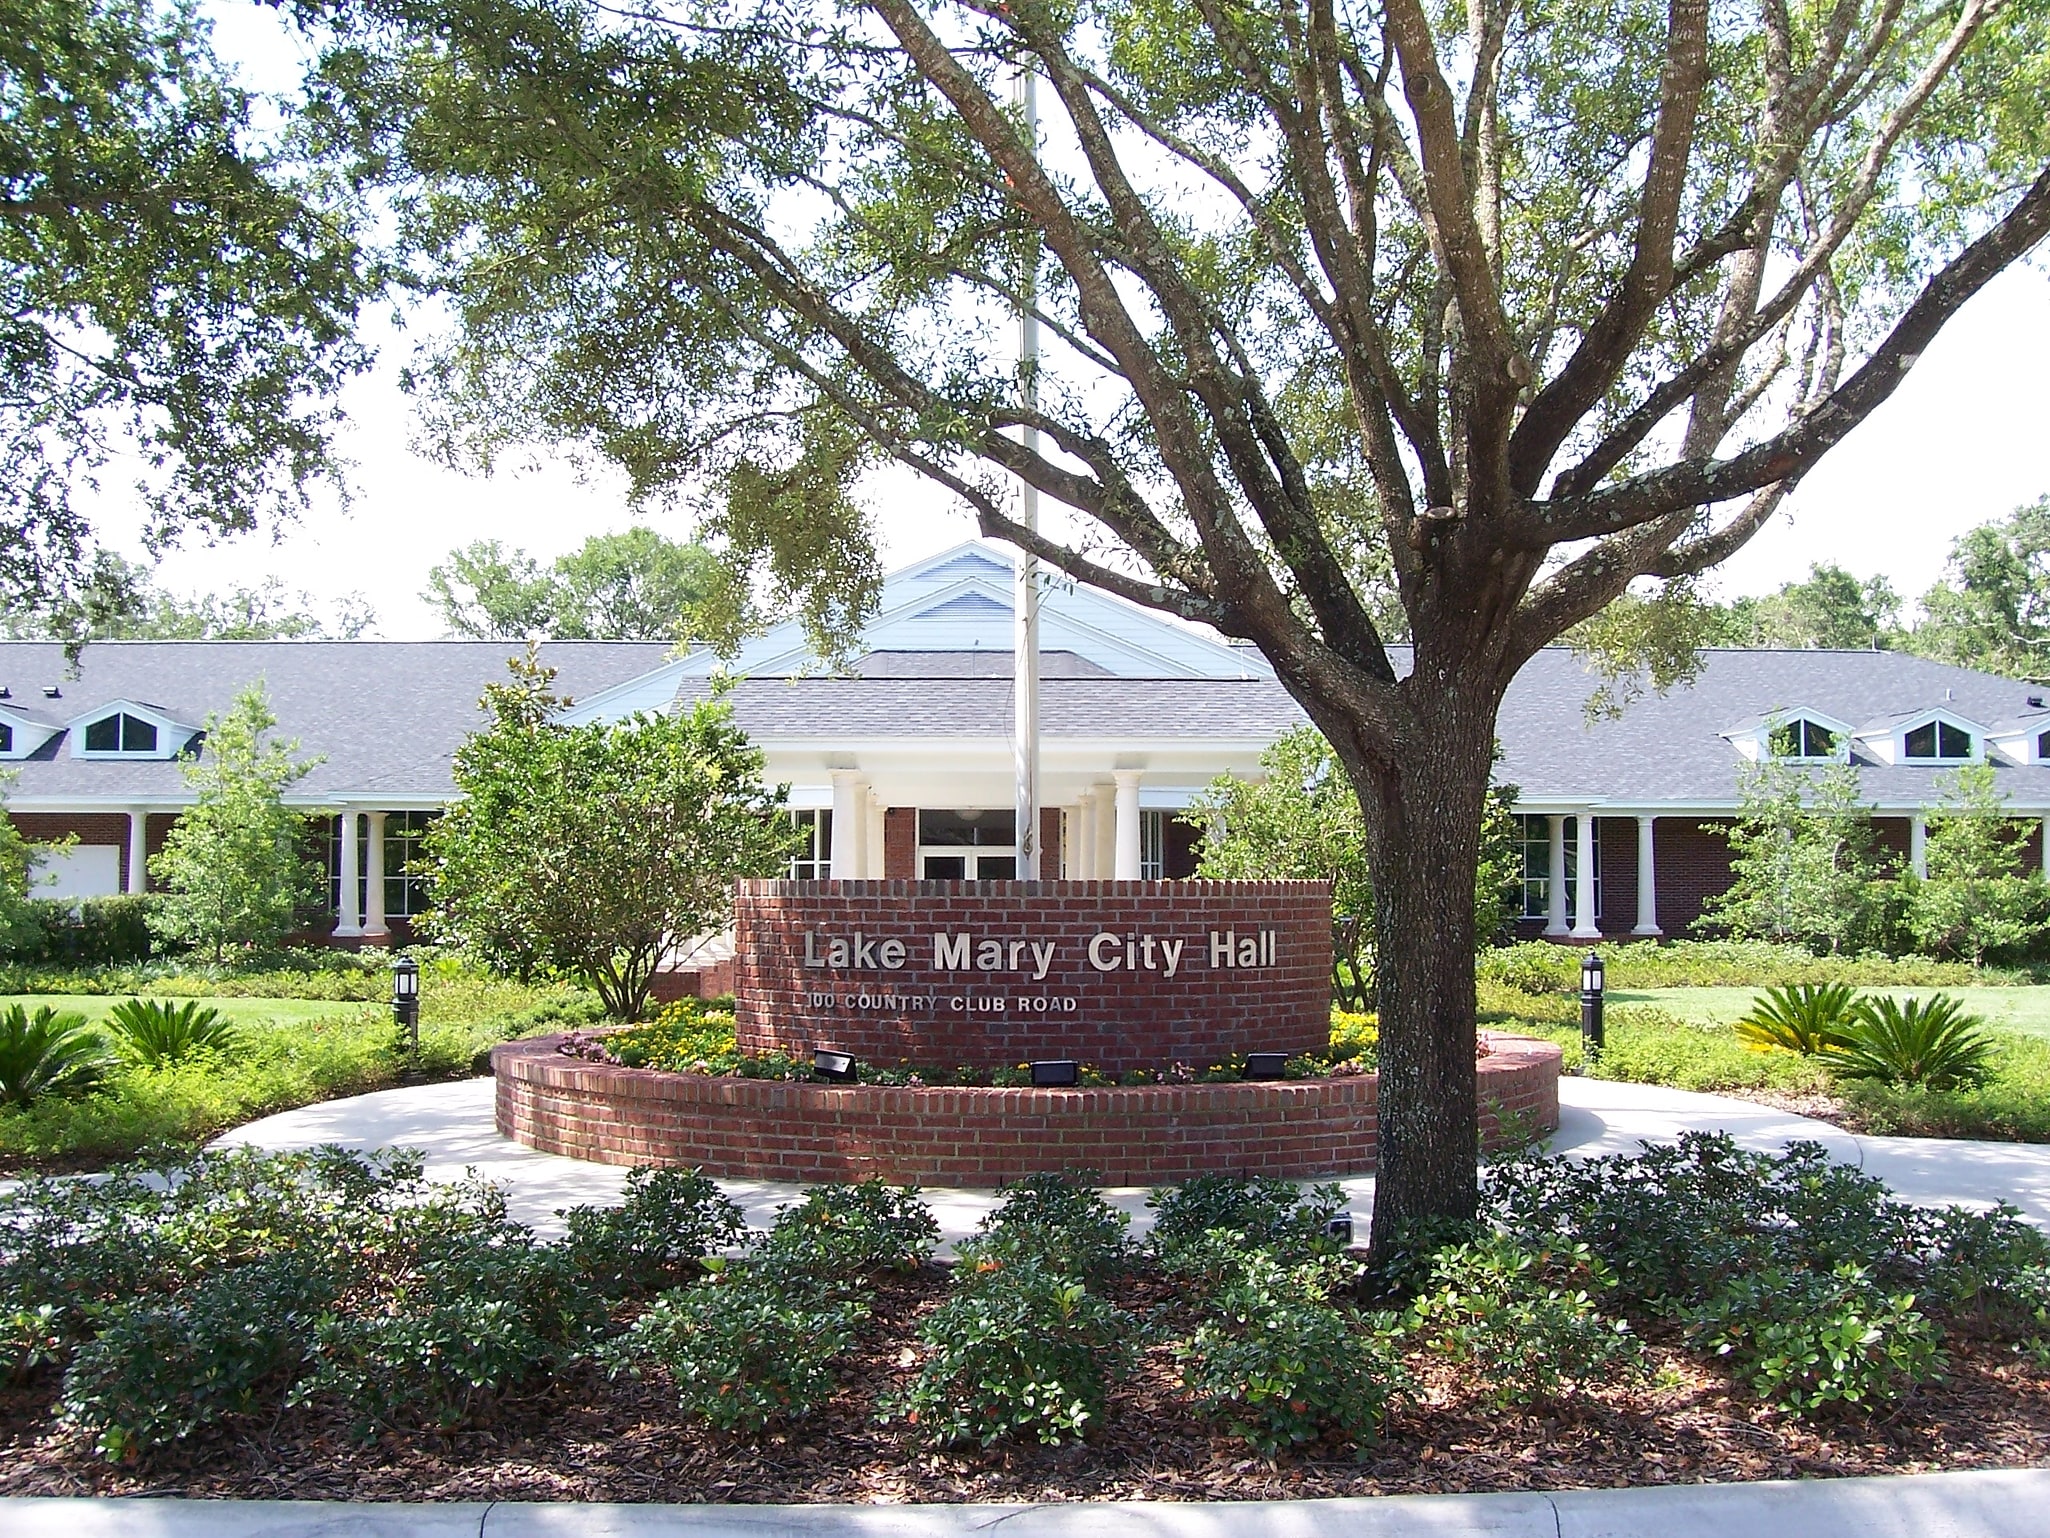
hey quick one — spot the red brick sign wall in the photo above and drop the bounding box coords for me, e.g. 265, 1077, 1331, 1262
732, 879, 1332, 1072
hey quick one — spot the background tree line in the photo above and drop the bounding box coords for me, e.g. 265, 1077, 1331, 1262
1578, 497, 2050, 676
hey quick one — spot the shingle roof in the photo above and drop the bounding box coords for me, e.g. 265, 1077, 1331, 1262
0, 640, 670, 803
1495, 647, 2050, 810
684, 675, 1305, 739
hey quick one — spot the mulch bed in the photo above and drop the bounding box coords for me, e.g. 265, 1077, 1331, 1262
6, 1268, 2050, 1503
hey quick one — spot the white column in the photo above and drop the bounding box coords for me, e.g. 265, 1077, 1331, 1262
125, 807, 148, 896
333, 810, 362, 938
1093, 784, 1116, 878
1075, 791, 1097, 880
865, 789, 885, 880
1911, 813, 1928, 879
2042, 817, 2049, 877
1544, 815, 1568, 937
829, 771, 860, 879
1571, 813, 1601, 939
1632, 814, 1661, 937
1113, 770, 1143, 879
363, 811, 389, 940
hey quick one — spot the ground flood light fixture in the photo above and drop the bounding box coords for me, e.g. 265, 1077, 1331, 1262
1030, 1059, 1080, 1087
813, 1048, 857, 1082
1244, 1052, 1289, 1080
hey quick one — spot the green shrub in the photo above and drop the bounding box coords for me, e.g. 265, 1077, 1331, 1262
612, 1261, 866, 1432
762, 1180, 939, 1279
560, 1166, 745, 1296
1479, 939, 1994, 991
972, 1172, 1131, 1281
1734, 983, 1860, 1055
1684, 1264, 1945, 1412
1835, 994, 1997, 1090
893, 1246, 1135, 1447
59, 1254, 334, 1459
1483, 1134, 1929, 1305
1404, 1234, 1646, 1408
2, 897, 167, 967
0, 1003, 105, 1107
104, 998, 238, 1066
300, 1237, 607, 1432
1146, 1176, 1348, 1288
1178, 1279, 1401, 1454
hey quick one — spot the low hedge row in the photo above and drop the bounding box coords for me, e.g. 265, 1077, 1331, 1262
9, 1137, 2048, 1467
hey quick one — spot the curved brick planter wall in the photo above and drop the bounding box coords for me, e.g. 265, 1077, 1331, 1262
732, 879, 1332, 1073
493, 1032, 1561, 1187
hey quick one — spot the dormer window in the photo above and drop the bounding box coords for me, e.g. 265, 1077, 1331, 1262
1905, 720, 1972, 760
0, 723, 12, 754
1770, 719, 1842, 759
2038, 730, 2050, 761
83, 713, 158, 754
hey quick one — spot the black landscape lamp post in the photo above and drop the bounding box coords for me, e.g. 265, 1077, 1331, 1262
1580, 950, 1605, 1064
392, 955, 420, 1059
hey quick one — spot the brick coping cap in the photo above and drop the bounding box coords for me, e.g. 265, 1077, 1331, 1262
493, 1030, 1561, 1106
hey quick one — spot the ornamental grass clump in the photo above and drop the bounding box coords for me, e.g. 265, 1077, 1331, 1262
103, 998, 238, 1067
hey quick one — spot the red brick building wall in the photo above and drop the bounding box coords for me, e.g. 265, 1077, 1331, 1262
884, 808, 917, 879
733, 879, 1332, 1072
10, 812, 137, 890
494, 1031, 1561, 1185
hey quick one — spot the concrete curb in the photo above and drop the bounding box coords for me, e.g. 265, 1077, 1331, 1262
6, 1469, 2050, 1538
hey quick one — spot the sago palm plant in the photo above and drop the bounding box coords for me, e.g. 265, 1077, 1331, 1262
1734, 983, 1861, 1057
1832, 995, 1996, 1092
0, 1004, 107, 1107
104, 998, 239, 1067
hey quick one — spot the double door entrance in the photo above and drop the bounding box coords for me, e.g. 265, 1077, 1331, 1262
917, 808, 1017, 880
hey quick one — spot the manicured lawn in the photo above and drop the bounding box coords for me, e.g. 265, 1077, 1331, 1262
0, 967, 605, 1172
2, 994, 381, 1026
1612, 985, 2050, 1039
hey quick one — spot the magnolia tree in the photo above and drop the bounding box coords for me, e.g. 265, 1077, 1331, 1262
308, 0, 2050, 1243
423, 656, 797, 1020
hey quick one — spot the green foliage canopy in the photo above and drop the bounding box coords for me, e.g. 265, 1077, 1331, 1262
1, 0, 368, 632
422, 652, 796, 1019
293, 0, 2050, 1240
147, 684, 323, 963
423, 528, 724, 642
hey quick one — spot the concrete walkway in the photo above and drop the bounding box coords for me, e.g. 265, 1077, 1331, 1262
8, 1468, 2050, 1537
209, 1070, 2050, 1236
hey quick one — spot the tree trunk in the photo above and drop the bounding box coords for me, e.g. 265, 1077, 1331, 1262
1335, 685, 1499, 1255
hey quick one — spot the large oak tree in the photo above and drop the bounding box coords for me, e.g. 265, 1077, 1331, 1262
307, 0, 2050, 1244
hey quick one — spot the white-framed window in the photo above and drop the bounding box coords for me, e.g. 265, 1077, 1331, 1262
1769, 718, 1843, 759
1515, 815, 1599, 919
82, 712, 159, 755
1905, 719, 1973, 761
788, 808, 833, 879
1140, 809, 1167, 879
384, 811, 438, 918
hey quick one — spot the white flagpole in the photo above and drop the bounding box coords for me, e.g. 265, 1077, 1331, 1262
1012, 63, 1042, 880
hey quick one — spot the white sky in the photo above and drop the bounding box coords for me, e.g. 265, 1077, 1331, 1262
93, 7, 2050, 639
